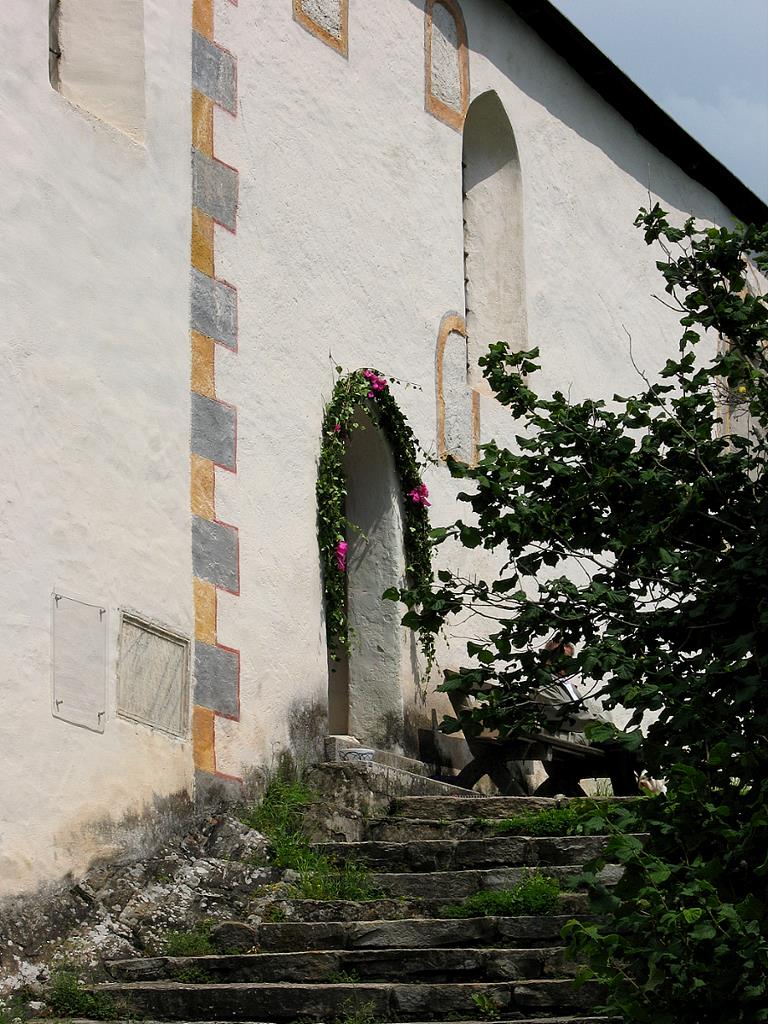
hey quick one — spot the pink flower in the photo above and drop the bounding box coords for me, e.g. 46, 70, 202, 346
408, 483, 430, 507
362, 369, 389, 396
335, 539, 348, 572
334, 423, 341, 433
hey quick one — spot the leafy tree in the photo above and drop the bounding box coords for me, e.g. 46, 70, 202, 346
395, 208, 768, 1021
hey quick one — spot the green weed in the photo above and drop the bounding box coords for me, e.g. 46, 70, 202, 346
487, 798, 632, 837
47, 970, 120, 1021
0, 994, 27, 1024
242, 767, 379, 901
164, 921, 215, 957
171, 965, 215, 984
328, 969, 362, 984
333, 997, 379, 1024
440, 873, 560, 918
471, 992, 501, 1020
241, 772, 315, 869
263, 904, 287, 922
289, 854, 380, 902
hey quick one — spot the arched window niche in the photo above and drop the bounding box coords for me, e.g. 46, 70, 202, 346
425, 0, 469, 131
462, 90, 527, 392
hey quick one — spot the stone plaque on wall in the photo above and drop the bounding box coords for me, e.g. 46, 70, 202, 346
51, 591, 108, 733
117, 614, 190, 738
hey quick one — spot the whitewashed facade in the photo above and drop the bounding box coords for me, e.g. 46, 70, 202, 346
0, 0, 764, 896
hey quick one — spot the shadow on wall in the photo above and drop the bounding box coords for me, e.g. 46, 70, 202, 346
72, 790, 195, 869
404, 0, 732, 223
288, 696, 329, 767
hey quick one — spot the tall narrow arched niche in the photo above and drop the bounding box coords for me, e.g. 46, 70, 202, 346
462, 91, 527, 391
330, 412, 407, 749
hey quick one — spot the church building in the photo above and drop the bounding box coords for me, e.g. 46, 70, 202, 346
1, 0, 765, 896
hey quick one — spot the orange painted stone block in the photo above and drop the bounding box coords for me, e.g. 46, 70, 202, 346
192, 91, 214, 157
194, 576, 217, 644
192, 207, 214, 277
191, 454, 215, 521
191, 330, 216, 399
192, 0, 213, 41
193, 704, 216, 772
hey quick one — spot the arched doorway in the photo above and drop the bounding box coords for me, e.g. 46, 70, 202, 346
318, 369, 433, 753
330, 412, 407, 748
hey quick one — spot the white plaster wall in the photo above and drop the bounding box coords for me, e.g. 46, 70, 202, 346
56, 0, 146, 139
0, 0, 192, 895
0, 0, 745, 895
210, 0, 736, 777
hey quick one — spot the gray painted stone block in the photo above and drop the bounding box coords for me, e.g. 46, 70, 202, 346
192, 148, 238, 231
192, 515, 239, 592
192, 31, 236, 114
191, 392, 236, 470
194, 768, 243, 806
191, 268, 237, 349
195, 641, 239, 717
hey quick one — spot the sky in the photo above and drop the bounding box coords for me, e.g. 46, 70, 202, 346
550, 0, 768, 203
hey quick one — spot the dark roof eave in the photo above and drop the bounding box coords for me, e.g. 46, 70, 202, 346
501, 0, 768, 225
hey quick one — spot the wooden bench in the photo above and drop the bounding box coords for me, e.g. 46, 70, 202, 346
441, 690, 640, 797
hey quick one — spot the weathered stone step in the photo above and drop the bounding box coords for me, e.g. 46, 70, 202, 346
385, 1019, 620, 1024
255, 915, 590, 952
93, 979, 600, 1020
257, 892, 590, 921
107, 946, 575, 983
365, 817, 611, 843
371, 864, 621, 899
36, 1018, 621, 1024
313, 835, 617, 871
390, 797, 628, 820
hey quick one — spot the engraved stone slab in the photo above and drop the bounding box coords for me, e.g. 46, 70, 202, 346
52, 592, 107, 733
117, 615, 190, 737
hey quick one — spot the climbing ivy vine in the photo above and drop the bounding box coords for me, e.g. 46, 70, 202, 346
316, 368, 434, 661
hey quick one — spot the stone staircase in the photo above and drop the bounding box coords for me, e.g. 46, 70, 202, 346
92, 793, 621, 1023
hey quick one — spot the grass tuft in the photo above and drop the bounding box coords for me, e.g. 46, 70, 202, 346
47, 970, 120, 1021
486, 798, 635, 837
164, 920, 216, 957
333, 997, 379, 1024
439, 873, 560, 918
242, 768, 380, 902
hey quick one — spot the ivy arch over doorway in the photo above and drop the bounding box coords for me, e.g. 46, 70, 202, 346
316, 368, 433, 665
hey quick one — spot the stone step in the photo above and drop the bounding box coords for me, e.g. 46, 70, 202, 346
364, 818, 609, 843
255, 915, 590, 952
371, 864, 621, 900
385, 1019, 620, 1024
257, 893, 590, 922
34, 1018, 621, 1024
93, 979, 601, 1021
107, 946, 575, 983
313, 835, 616, 871
391, 797, 560, 819
390, 796, 630, 820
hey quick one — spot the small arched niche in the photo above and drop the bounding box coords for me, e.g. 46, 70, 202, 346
328, 412, 407, 749
463, 91, 527, 390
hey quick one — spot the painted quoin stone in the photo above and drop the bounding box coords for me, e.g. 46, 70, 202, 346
0, 0, 765, 895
